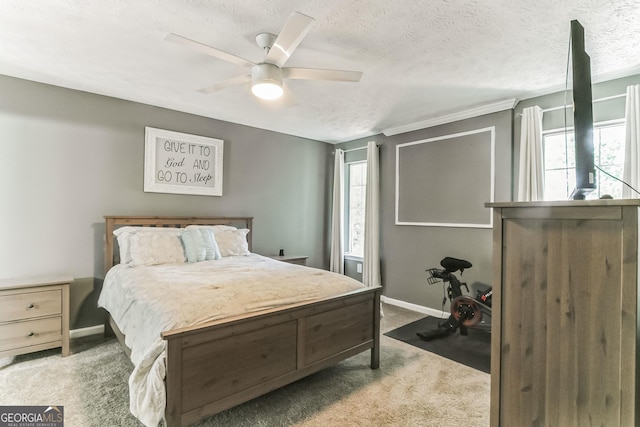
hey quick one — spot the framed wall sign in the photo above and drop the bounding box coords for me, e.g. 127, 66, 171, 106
144, 127, 224, 196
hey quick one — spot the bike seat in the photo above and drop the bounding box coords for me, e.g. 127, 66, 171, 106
440, 257, 472, 273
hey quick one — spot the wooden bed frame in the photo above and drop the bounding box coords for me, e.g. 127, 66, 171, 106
103, 215, 381, 427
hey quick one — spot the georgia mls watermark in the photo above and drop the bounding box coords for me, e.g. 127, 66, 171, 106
0, 406, 63, 427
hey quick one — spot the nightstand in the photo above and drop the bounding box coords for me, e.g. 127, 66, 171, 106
269, 255, 309, 266
0, 275, 72, 358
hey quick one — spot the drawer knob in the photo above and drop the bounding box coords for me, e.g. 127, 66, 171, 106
27, 303, 35, 309
27, 332, 35, 337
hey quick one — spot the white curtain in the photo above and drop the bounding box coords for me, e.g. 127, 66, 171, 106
329, 149, 344, 274
623, 84, 640, 198
517, 106, 545, 201
363, 141, 381, 288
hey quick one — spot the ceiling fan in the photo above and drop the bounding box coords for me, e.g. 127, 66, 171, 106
165, 11, 363, 100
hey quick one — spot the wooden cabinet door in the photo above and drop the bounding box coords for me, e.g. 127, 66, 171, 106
494, 205, 637, 427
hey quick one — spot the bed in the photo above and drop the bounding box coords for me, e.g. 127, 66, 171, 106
100, 215, 381, 427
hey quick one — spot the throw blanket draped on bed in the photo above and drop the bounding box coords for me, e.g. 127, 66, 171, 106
97, 254, 365, 426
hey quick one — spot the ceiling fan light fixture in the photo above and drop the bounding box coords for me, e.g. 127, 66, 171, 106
251, 81, 283, 100
251, 63, 283, 100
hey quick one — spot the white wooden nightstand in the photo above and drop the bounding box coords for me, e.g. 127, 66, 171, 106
0, 275, 73, 358
268, 255, 308, 266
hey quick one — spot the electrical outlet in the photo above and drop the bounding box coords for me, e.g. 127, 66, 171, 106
356, 263, 362, 273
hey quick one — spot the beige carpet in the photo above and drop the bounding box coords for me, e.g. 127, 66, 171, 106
0, 304, 490, 426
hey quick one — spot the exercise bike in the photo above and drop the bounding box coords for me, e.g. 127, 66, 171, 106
416, 256, 492, 341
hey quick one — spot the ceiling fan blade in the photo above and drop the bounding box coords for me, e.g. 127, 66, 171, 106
265, 12, 315, 67
283, 67, 363, 82
198, 73, 251, 94
281, 84, 296, 107
165, 33, 255, 68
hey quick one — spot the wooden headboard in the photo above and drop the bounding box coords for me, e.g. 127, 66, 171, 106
104, 215, 253, 273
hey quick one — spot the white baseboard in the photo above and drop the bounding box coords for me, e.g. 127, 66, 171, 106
381, 295, 447, 318
70, 324, 104, 339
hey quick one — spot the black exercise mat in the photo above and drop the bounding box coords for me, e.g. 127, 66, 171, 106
384, 316, 491, 374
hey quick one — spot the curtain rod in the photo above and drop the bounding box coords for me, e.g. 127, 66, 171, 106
340, 142, 383, 153
539, 92, 626, 114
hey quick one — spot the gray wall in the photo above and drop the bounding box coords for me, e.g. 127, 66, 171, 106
339, 110, 513, 311
8, 69, 636, 327
0, 75, 332, 329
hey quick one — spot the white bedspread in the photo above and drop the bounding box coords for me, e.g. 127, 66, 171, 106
97, 254, 365, 427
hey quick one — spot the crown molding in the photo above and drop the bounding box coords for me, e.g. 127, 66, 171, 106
382, 98, 518, 136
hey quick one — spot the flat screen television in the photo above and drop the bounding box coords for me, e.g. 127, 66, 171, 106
569, 19, 596, 200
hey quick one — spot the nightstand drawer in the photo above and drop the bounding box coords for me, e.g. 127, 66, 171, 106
0, 317, 62, 353
0, 290, 62, 323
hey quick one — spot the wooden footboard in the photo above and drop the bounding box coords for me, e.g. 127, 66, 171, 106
161, 286, 381, 427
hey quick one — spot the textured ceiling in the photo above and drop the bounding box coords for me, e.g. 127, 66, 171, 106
1, 0, 640, 143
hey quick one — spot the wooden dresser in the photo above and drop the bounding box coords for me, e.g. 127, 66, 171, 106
0, 275, 72, 358
487, 200, 639, 426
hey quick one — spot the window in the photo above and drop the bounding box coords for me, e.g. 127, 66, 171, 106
345, 161, 367, 257
543, 122, 626, 200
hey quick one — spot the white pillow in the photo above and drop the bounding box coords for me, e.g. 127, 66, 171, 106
214, 228, 251, 256
129, 232, 186, 266
113, 226, 183, 264
210, 225, 237, 231
181, 228, 207, 263
184, 225, 237, 233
